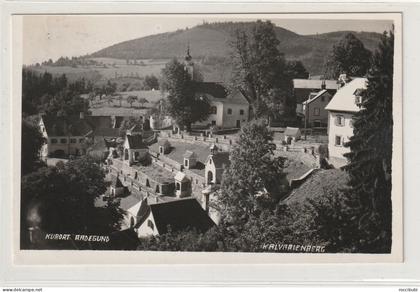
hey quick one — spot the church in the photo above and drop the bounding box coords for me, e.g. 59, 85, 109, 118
183, 47, 250, 130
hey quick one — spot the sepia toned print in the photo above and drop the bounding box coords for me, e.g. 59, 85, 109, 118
18, 14, 401, 258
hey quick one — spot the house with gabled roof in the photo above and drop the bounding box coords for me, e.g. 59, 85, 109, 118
284, 127, 301, 144
293, 79, 339, 120
123, 132, 148, 166
205, 145, 230, 185
302, 89, 333, 128
39, 113, 121, 158
135, 197, 215, 238
182, 49, 250, 130
325, 77, 367, 167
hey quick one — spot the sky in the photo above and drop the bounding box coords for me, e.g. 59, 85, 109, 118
22, 15, 394, 65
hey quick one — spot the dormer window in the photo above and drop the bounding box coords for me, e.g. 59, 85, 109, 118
355, 95, 363, 106
147, 219, 154, 230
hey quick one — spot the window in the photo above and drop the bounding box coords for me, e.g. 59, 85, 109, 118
60, 138, 67, 144
50, 138, 57, 144
227, 108, 232, 115
313, 108, 320, 116
70, 138, 76, 143
147, 219, 154, 230
239, 109, 244, 115
79, 138, 84, 143
184, 159, 189, 167
210, 106, 217, 115
176, 182, 180, 191
349, 119, 354, 128
355, 95, 363, 106
335, 115, 345, 127
335, 135, 342, 146
321, 96, 325, 102
211, 120, 216, 126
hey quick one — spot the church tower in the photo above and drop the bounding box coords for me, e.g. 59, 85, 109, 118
184, 44, 194, 79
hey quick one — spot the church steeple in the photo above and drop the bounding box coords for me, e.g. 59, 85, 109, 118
184, 43, 194, 79
185, 43, 192, 62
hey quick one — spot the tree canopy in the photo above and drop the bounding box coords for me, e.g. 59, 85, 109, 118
21, 156, 124, 249
22, 69, 91, 117
230, 20, 294, 121
343, 30, 394, 253
324, 33, 372, 79
216, 120, 288, 221
161, 58, 211, 131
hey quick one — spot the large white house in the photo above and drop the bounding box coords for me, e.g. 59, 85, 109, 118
184, 49, 250, 129
325, 77, 367, 167
191, 83, 250, 129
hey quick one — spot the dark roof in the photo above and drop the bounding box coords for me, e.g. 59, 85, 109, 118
126, 134, 147, 149
94, 127, 120, 137
191, 81, 227, 99
183, 150, 197, 159
210, 152, 230, 168
303, 90, 331, 106
148, 198, 215, 234
135, 198, 151, 228
85, 116, 113, 129
111, 176, 124, 188
293, 79, 339, 90
41, 115, 93, 136
42, 115, 118, 137
284, 127, 301, 137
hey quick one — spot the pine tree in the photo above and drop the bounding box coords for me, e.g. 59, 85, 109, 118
325, 33, 372, 79
344, 30, 394, 253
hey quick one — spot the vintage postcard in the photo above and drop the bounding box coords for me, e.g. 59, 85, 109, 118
12, 13, 403, 264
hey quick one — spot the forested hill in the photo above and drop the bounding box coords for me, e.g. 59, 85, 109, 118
90, 22, 384, 75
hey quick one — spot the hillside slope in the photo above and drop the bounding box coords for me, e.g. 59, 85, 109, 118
91, 22, 383, 75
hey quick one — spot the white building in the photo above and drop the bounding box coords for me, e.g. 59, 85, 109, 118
183, 48, 250, 129
325, 77, 367, 167
192, 86, 250, 129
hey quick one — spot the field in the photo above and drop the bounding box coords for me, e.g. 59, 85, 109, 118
28, 58, 169, 83
28, 57, 229, 84
87, 89, 164, 116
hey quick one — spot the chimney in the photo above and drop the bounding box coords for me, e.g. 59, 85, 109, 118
80, 112, 85, 119
338, 74, 348, 87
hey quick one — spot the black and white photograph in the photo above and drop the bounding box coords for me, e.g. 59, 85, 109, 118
17, 13, 402, 257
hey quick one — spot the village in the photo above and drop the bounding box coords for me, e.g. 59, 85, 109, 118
36, 48, 367, 241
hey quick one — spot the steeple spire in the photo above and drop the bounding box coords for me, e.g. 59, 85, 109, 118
185, 43, 192, 62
